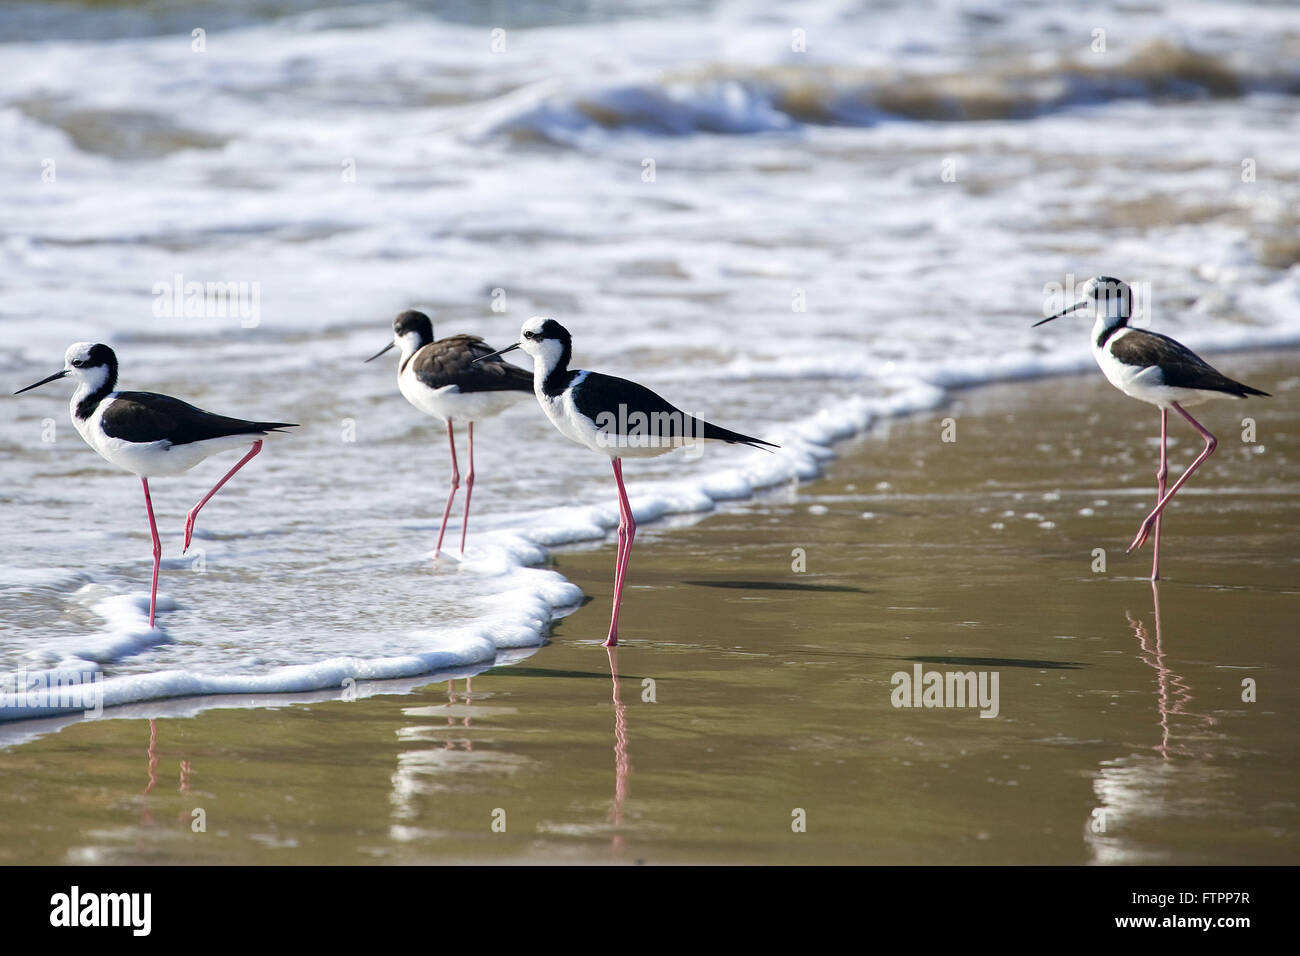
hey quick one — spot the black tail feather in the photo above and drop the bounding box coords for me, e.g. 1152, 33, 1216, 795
1235, 384, 1270, 398
700, 421, 780, 451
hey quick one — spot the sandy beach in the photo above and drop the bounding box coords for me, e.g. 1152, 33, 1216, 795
1, 350, 1294, 865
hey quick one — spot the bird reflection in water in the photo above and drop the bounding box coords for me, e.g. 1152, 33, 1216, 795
1125, 582, 1217, 760
140, 719, 198, 830
444, 677, 474, 751
606, 646, 630, 855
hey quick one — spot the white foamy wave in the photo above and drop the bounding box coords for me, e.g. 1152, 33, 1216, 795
25, 588, 170, 670
0, 561, 579, 724
0, 651, 541, 749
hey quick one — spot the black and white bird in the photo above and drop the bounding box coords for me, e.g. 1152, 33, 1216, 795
1034, 276, 1269, 579
475, 317, 778, 646
14, 342, 296, 627
365, 310, 533, 557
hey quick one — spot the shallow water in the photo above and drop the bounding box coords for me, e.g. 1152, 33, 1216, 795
2, 0, 1300, 718
0, 358, 1293, 864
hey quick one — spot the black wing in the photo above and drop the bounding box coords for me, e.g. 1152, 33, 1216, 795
574, 372, 779, 450
102, 391, 298, 445
410, 336, 533, 394
1111, 331, 1269, 397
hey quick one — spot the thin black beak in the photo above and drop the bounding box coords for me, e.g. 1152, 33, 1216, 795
364, 341, 395, 363
1033, 300, 1087, 327
14, 368, 69, 395
471, 342, 521, 364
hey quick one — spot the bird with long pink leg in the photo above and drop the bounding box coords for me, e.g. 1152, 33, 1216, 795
1034, 277, 1269, 579
366, 311, 533, 559
14, 343, 296, 627
475, 317, 778, 646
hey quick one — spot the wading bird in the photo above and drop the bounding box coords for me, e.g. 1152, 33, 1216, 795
476, 317, 778, 645
15, 343, 296, 626
1034, 277, 1269, 579
365, 310, 533, 557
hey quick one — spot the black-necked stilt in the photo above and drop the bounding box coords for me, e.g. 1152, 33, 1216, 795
475, 317, 778, 646
14, 342, 297, 627
1034, 276, 1269, 579
365, 310, 533, 557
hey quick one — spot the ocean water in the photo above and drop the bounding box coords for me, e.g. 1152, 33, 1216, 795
2, 0, 1299, 728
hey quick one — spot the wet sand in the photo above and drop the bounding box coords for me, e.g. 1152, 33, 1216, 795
1, 351, 1296, 864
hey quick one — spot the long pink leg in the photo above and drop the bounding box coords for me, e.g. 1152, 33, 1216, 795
434, 421, 460, 558
606, 457, 636, 647
183, 440, 263, 552
607, 461, 630, 640
142, 478, 162, 627
611, 459, 634, 599
459, 421, 475, 554
1151, 408, 1168, 581
1129, 402, 1217, 553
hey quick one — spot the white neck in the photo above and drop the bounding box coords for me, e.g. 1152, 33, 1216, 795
396, 330, 426, 363
69, 366, 113, 419
1090, 311, 1128, 350
525, 338, 567, 379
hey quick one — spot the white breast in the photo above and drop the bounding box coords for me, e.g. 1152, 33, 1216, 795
397, 365, 526, 424
533, 370, 603, 455
1092, 328, 1155, 400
